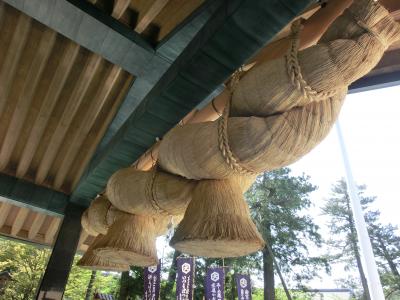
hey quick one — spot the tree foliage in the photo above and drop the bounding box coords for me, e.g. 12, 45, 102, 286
323, 178, 400, 299
0, 237, 119, 300
245, 168, 329, 299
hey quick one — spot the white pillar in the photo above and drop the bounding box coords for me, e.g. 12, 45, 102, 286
336, 121, 385, 300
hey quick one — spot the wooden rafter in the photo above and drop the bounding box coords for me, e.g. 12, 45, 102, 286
28, 213, 47, 240
34, 54, 102, 184
16, 43, 81, 178
0, 13, 31, 118
53, 65, 122, 189
0, 29, 57, 170
0, 202, 12, 229
111, 0, 131, 20
11, 207, 29, 236
134, 0, 169, 34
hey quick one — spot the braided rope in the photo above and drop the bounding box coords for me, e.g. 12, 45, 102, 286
217, 95, 256, 176
146, 167, 171, 215
285, 19, 337, 102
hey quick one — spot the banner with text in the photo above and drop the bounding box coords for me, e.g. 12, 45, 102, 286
235, 274, 252, 300
144, 261, 161, 300
176, 257, 195, 300
205, 267, 224, 300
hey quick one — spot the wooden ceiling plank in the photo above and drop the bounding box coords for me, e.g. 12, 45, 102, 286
0, 29, 57, 170
0, 202, 12, 229
134, 0, 169, 34
11, 207, 30, 236
28, 213, 47, 240
111, 0, 131, 20
0, 13, 31, 117
35, 54, 102, 185
71, 77, 133, 191
16, 43, 80, 178
53, 65, 122, 189
44, 217, 62, 244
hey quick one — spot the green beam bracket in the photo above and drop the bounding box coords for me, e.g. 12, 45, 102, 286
72, 0, 313, 201
0, 173, 70, 216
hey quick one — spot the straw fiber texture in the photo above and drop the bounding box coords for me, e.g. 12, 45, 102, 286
107, 167, 196, 216
88, 195, 111, 235
77, 234, 130, 272
158, 0, 400, 180
171, 178, 265, 258
81, 210, 98, 236
94, 214, 158, 267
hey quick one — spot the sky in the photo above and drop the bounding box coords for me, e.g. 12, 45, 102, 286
288, 84, 400, 289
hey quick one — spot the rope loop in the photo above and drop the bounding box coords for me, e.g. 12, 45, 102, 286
146, 166, 171, 215
285, 18, 337, 102
217, 96, 256, 176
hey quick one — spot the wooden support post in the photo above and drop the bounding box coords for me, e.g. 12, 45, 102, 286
36, 202, 84, 300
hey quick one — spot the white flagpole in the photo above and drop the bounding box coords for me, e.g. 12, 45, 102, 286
336, 121, 385, 300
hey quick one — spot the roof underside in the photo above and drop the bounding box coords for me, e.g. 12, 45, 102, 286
0, 0, 398, 220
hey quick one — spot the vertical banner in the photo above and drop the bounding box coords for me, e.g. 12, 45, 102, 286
144, 261, 161, 300
235, 274, 252, 300
176, 257, 195, 300
205, 267, 225, 300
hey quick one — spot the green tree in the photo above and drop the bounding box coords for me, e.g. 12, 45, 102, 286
368, 221, 400, 297
64, 255, 120, 299
246, 168, 329, 300
0, 238, 50, 300
322, 179, 372, 300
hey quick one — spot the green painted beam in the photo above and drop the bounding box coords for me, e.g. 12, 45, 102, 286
72, 0, 313, 201
0, 173, 69, 216
3, 0, 155, 76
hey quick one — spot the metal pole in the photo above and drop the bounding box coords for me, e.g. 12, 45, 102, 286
336, 121, 385, 300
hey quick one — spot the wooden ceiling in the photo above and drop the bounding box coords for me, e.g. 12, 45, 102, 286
87, 0, 205, 43
0, 198, 94, 252
0, 2, 135, 194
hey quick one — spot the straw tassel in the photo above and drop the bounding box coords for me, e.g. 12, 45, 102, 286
94, 214, 158, 267
170, 177, 265, 258
77, 234, 130, 272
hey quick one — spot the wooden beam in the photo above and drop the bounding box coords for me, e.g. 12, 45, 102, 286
0, 202, 12, 229
70, 78, 133, 193
0, 173, 69, 215
53, 65, 122, 190
0, 13, 31, 117
3, 0, 155, 75
11, 207, 30, 236
0, 29, 57, 170
35, 54, 102, 184
28, 213, 47, 239
16, 43, 81, 178
134, 0, 169, 34
44, 217, 62, 244
111, 0, 130, 20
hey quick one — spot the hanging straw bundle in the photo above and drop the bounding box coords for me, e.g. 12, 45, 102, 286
87, 195, 111, 235
94, 214, 159, 266
77, 234, 130, 272
159, 90, 346, 180
158, 0, 400, 180
106, 167, 196, 216
170, 177, 265, 258
81, 210, 98, 236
